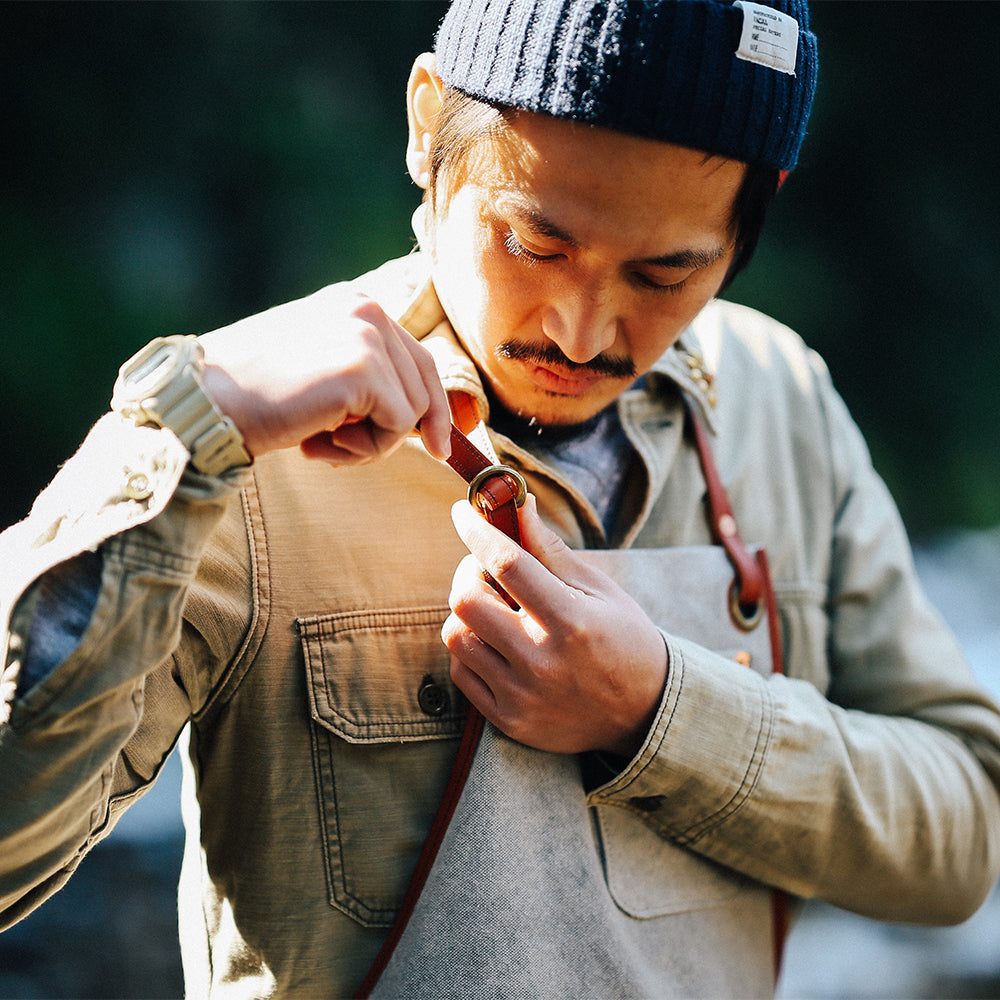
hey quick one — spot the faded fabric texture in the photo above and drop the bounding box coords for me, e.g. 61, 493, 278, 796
1, 253, 999, 998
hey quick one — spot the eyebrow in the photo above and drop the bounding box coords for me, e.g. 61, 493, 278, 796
640, 246, 727, 270
510, 204, 579, 247
502, 200, 726, 271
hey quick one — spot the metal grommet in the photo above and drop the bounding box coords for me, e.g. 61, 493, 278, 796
467, 464, 527, 511
729, 579, 763, 632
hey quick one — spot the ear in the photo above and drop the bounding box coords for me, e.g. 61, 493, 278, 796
406, 52, 444, 190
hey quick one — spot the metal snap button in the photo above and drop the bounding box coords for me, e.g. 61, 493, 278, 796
417, 676, 449, 716
123, 469, 152, 501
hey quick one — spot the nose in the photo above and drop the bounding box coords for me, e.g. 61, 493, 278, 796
540, 284, 620, 364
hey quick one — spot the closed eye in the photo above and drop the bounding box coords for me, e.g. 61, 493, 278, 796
505, 224, 691, 294
631, 271, 690, 295
504, 231, 563, 264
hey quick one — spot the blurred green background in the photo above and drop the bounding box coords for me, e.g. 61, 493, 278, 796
2, 1, 999, 539
2, 5, 999, 999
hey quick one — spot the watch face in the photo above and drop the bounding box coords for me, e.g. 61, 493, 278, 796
124, 340, 183, 396
112, 334, 247, 472
112, 336, 197, 422
124, 335, 203, 395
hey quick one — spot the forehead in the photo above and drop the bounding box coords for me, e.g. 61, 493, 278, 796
462, 110, 746, 252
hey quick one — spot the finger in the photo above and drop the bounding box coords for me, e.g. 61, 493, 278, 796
352, 358, 425, 444
441, 609, 506, 714
337, 302, 432, 443
400, 336, 451, 461
448, 653, 499, 720
328, 416, 409, 459
299, 429, 371, 465
441, 608, 509, 674
511, 494, 587, 578
447, 551, 532, 665
450, 497, 585, 620
362, 311, 450, 460
502, 493, 611, 602
360, 344, 448, 461
299, 422, 407, 465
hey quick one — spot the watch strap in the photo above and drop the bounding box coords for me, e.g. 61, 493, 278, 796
113, 335, 251, 476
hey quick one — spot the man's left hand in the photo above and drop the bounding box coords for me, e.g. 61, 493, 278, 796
442, 494, 669, 758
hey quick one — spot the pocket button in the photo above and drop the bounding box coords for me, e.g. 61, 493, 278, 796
417, 676, 449, 716
629, 795, 665, 812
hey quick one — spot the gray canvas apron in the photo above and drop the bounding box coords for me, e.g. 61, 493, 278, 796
370, 549, 782, 999
362, 400, 784, 998
372, 576, 774, 1000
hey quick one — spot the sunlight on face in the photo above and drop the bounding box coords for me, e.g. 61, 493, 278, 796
425, 112, 745, 426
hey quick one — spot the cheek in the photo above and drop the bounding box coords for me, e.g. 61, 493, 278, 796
431, 232, 488, 327
430, 240, 523, 373
620, 296, 715, 371
635, 270, 730, 352
625, 328, 680, 374
468, 246, 546, 335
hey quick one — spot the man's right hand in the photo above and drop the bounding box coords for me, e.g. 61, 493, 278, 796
197, 287, 452, 466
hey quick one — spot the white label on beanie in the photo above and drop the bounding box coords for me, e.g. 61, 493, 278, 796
734, 1, 799, 75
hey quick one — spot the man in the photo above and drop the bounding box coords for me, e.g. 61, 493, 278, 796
2, 1, 999, 997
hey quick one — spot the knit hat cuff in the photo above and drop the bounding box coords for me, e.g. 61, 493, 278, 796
436, 0, 818, 171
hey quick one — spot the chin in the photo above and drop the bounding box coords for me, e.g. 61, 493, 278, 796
496, 389, 607, 430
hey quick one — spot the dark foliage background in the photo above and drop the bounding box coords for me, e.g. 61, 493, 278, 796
2, 2, 999, 538
1, 2, 999, 997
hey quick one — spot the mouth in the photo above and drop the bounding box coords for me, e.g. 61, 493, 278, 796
527, 362, 605, 396
496, 341, 635, 398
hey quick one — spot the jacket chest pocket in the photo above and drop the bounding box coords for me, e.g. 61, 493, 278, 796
298, 607, 465, 928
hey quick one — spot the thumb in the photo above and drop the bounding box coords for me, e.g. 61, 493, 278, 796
517, 493, 575, 573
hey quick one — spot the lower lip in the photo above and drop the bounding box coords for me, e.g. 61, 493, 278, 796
528, 364, 603, 396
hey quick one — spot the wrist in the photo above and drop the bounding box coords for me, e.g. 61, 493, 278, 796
111, 335, 252, 476
601, 636, 670, 759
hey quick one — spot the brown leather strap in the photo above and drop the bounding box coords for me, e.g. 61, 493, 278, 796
443, 422, 524, 610
445, 426, 524, 556
354, 700, 484, 999
684, 399, 765, 621
355, 402, 522, 999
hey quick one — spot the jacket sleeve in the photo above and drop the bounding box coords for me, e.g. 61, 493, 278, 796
0, 413, 249, 928
590, 358, 1000, 926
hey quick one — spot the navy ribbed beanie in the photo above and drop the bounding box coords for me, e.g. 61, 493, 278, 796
435, 0, 818, 171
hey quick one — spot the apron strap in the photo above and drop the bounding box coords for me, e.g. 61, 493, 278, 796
356, 394, 521, 998
683, 397, 768, 630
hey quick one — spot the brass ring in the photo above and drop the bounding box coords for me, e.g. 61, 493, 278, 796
468, 464, 527, 510
729, 579, 763, 632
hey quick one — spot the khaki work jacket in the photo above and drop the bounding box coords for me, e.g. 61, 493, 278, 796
1, 253, 999, 998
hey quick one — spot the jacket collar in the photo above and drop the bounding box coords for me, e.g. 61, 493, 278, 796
390, 250, 720, 435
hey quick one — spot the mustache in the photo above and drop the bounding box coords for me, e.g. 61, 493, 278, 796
495, 341, 637, 379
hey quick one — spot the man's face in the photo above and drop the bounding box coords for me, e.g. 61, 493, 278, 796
426, 111, 746, 427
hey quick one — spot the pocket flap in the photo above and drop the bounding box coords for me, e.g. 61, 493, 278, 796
299, 606, 464, 743
596, 804, 748, 917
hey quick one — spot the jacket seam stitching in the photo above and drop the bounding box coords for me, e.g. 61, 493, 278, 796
679, 685, 774, 845
194, 476, 270, 719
